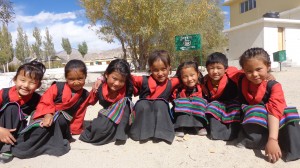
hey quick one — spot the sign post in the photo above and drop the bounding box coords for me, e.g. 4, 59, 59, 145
175, 34, 202, 67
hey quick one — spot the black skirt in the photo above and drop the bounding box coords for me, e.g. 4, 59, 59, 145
174, 113, 206, 129
0, 103, 27, 153
237, 121, 300, 162
207, 116, 240, 141
79, 105, 130, 145
12, 114, 71, 159
129, 99, 175, 143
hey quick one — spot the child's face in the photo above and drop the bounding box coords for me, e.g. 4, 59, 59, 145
206, 63, 226, 82
242, 58, 270, 85
105, 71, 126, 93
66, 69, 86, 91
150, 60, 170, 83
14, 70, 40, 97
180, 67, 200, 88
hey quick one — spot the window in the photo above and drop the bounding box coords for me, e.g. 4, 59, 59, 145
240, 0, 256, 13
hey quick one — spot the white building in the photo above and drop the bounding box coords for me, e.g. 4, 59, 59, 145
223, 0, 300, 67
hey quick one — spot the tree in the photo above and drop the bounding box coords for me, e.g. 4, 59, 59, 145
78, 41, 88, 58
24, 33, 31, 60
15, 24, 26, 63
0, 0, 14, 25
80, 0, 226, 70
43, 27, 56, 68
32, 27, 42, 61
61, 37, 72, 61
0, 23, 13, 72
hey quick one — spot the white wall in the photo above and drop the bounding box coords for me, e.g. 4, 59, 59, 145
263, 27, 280, 68
285, 28, 300, 66
227, 23, 264, 60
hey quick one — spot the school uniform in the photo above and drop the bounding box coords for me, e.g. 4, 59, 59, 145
12, 82, 90, 159
79, 83, 134, 145
129, 75, 179, 144
0, 86, 40, 154
236, 75, 300, 162
202, 67, 241, 140
172, 84, 207, 130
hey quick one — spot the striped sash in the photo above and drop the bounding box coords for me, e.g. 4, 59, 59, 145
0, 102, 27, 121
241, 104, 300, 129
19, 111, 73, 134
174, 97, 208, 123
100, 97, 134, 124
206, 100, 241, 123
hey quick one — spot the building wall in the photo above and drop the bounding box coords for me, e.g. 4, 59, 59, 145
285, 28, 300, 66
263, 27, 280, 68
226, 0, 300, 27
227, 23, 264, 60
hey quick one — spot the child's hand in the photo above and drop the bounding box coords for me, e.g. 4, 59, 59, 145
40, 114, 54, 127
265, 138, 282, 163
92, 77, 103, 93
0, 127, 16, 145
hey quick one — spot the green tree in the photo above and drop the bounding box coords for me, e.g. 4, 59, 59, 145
24, 33, 31, 60
0, 23, 13, 72
0, 0, 14, 25
78, 41, 88, 58
15, 24, 26, 63
61, 37, 72, 61
32, 27, 43, 61
80, 0, 226, 70
43, 27, 56, 68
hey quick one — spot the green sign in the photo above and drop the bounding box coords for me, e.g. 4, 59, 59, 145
175, 34, 201, 51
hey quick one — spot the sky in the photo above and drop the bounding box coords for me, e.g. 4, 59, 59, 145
7, 0, 230, 53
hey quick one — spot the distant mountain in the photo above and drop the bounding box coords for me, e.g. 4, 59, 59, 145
56, 48, 126, 63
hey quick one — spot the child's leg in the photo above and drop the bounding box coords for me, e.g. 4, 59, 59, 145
279, 121, 300, 162
0, 103, 25, 153
129, 99, 156, 141
237, 124, 268, 149
208, 116, 240, 140
114, 105, 130, 141
79, 114, 115, 145
12, 114, 71, 159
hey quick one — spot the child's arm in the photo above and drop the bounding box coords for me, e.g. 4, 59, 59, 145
264, 83, 286, 163
33, 84, 58, 126
0, 127, 16, 145
265, 114, 282, 163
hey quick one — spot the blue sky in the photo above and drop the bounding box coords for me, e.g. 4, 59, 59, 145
8, 0, 230, 53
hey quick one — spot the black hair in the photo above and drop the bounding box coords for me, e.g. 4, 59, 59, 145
148, 50, 171, 73
64, 59, 87, 78
175, 61, 203, 84
13, 61, 46, 85
104, 59, 133, 97
239, 47, 271, 68
206, 52, 228, 69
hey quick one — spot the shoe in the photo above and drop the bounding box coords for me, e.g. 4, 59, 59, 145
0, 152, 14, 163
175, 128, 185, 137
236, 142, 245, 149
197, 128, 207, 136
175, 131, 184, 137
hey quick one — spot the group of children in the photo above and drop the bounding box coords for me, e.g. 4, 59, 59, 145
0, 47, 299, 164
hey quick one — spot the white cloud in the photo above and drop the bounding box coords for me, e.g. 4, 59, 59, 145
222, 11, 229, 15
16, 11, 76, 23
9, 10, 120, 53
